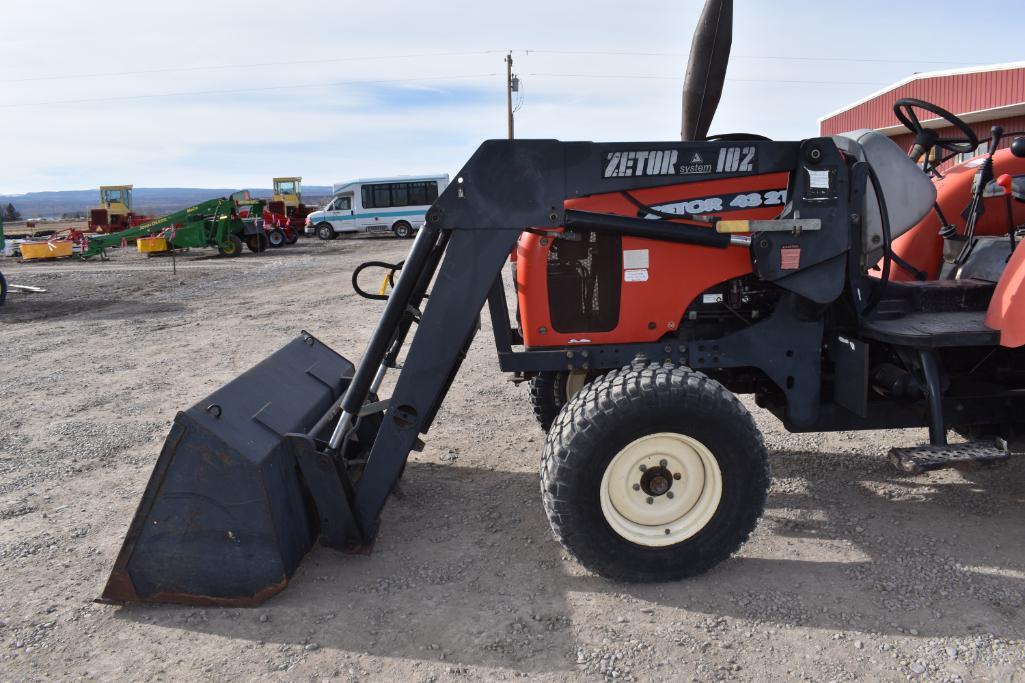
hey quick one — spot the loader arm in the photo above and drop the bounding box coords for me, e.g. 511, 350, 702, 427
336, 137, 851, 536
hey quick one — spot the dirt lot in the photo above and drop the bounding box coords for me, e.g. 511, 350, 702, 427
0, 236, 1023, 681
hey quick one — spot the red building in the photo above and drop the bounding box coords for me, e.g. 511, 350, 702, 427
820, 62, 1025, 168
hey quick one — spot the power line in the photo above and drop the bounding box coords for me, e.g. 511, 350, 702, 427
516, 49, 969, 66
0, 74, 500, 108
0, 50, 506, 84
0, 49, 968, 86
525, 73, 890, 86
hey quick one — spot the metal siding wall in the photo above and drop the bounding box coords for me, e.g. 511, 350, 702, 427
820, 67, 1025, 135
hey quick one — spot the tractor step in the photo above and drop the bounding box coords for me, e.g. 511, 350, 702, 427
889, 440, 1010, 474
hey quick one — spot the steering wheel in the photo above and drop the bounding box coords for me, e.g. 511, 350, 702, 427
893, 98, 979, 162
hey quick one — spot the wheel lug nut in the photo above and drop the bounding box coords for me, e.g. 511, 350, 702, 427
646, 497, 654, 505
673, 473, 682, 480
639, 464, 647, 472
632, 483, 640, 491
659, 459, 667, 467
664, 529, 671, 535
666, 491, 674, 499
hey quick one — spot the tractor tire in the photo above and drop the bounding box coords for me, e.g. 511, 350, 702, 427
284, 228, 299, 245
316, 223, 336, 240
217, 234, 244, 257
392, 221, 413, 239
0, 271, 7, 307
245, 233, 269, 253
529, 370, 593, 431
267, 229, 286, 248
540, 363, 769, 583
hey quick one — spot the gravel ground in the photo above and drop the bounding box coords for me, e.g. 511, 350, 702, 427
0, 236, 1023, 681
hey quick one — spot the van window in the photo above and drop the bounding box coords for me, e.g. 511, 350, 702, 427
332, 196, 351, 211
362, 180, 440, 208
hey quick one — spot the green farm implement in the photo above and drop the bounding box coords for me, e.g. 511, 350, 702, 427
79, 196, 260, 259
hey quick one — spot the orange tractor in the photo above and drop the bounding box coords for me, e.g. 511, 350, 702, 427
100, 0, 1025, 606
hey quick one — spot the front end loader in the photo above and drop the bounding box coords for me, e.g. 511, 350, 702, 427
100, 0, 1025, 606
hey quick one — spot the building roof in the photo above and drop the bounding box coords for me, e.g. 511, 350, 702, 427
819, 61, 1025, 136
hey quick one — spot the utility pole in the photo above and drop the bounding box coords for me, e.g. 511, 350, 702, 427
505, 52, 514, 139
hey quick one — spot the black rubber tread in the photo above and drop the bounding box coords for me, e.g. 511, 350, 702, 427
0, 271, 7, 306
267, 229, 286, 247
218, 234, 244, 257
392, 221, 413, 239
316, 223, 335, 240
244, 233, 268, 253
528, 372, 569, 432
284, 228, 299, 244
540, 362, 769, 583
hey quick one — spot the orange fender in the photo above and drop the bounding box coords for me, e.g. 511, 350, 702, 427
985, 239, 1025, 348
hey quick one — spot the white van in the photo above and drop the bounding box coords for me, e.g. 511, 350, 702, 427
304, 174, 450, 240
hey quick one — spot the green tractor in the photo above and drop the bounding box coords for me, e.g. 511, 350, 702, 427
79, 196, 259, 259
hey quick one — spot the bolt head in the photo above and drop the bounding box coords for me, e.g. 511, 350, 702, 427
638, 464, 647, 472
666, 491, 674, 499
673, 472, 682, 480
659, 459, 667, 467
646, 497, 654, 505
632, 483, 640, 491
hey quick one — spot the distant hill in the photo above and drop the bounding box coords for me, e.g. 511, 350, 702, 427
0, 186, 334, 219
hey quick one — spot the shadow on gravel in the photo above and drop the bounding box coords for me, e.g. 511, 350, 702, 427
611, 450, 1025, 639
109, 450, 1024, 669
1, 298, 186, 323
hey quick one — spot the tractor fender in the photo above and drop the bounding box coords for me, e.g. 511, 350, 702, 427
985, 239, 1025, 348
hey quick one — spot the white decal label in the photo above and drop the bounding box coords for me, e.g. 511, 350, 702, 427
623, 249, 649, 269
807, 169, 830, 189
624, 268, 648, 282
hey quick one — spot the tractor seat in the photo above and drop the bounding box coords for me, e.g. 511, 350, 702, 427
832, 129, 937, 263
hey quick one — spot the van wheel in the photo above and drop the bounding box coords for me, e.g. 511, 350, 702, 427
316, 223, 336, 240
541, 363, 769, 582
393, 221, 413, 239
267, 229, 286, 247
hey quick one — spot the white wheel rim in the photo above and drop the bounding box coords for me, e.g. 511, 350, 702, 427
599, 432, 723, 547
565, 371, 588, 401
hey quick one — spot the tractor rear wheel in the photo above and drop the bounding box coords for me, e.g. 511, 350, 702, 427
316, 223, 336, 240
267, 229, 286, 248
529, 370, 593, 431
540, 363, 769, 582
245, 233, 268, 253
217, 234, 244, 257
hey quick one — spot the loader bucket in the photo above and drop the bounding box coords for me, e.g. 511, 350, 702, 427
100, 332, 355, 606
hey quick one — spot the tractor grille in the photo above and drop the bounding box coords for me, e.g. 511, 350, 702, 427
547, 231, 621, 333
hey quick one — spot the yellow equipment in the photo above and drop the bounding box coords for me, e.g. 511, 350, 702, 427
136, 236, 168, 253
20, 240, 74, 260
90, 185, 149, 233
272, 177, 302, 208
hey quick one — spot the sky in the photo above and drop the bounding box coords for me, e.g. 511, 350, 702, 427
2, 0, 1023, 194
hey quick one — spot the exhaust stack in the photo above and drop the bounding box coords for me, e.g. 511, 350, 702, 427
681, 0, 733, 141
